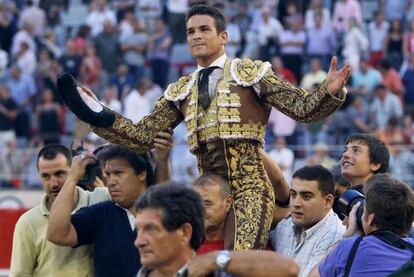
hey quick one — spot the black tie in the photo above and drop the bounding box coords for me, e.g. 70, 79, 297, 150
198, 67, 218, 110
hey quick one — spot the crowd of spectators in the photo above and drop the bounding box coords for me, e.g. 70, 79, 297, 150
1, 0, 414, 188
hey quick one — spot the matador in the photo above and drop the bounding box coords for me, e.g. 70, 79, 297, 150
57, 5, 350, 251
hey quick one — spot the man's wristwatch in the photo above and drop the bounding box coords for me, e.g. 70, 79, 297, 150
215, 250, 231, 271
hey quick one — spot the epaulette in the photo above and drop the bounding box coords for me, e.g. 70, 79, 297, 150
164, 74, 194, 101
230, 58, 272, 87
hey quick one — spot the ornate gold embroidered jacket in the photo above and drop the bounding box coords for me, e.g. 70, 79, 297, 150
92, 57, 345, 155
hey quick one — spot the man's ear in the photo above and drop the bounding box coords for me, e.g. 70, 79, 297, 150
367, 213, 375, 226
219, 31, 228, 46
324, 194, 334, 210
178, 222, 193, 246
370, 162, 381, 173
138, 171, 147, 182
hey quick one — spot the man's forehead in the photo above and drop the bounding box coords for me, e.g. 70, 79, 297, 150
291, 178, 319, 192
136, 208, 163, 224
345, 140, 369, 149
187, 14, 216, 29
38, 154, 70, 171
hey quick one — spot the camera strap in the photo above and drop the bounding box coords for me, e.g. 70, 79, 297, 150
344, 231, 414, 277
344, 236, 363, 277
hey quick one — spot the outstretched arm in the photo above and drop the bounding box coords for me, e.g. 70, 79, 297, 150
259, 56, 351, 123
56, 74, 183, 154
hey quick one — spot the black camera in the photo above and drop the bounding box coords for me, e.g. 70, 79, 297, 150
71, 145, 100, 189
337, 189, 365, 231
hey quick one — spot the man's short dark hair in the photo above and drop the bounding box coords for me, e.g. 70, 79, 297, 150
345, 134, 390, 174
292, 165, 335, 196
37, 144, 72, 168
97, 145, 154, 186
135, 183, 205, 250
186, 5, 226, 34
364, 174, 414, 236
192, 173, 232, 198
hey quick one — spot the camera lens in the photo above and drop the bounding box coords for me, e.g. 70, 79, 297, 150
338, 189, 365, 216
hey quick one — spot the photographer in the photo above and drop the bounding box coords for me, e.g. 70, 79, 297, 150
309, 174, 414, 277
47, 142, 168, 277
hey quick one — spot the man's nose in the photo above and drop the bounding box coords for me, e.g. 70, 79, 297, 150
134, 232, 146, 248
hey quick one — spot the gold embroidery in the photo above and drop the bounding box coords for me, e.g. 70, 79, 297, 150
224, 141, 275, 250
92, 97, 183, 153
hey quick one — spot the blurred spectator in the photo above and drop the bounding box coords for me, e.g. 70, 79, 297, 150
305, 0, 331, 30
352, 58, 382, 99
402, 55, 414, 117
342, 17, 368, 72
86, 0, 116, 37
404, 21, 414, 65
300, 58, 327, 90
389, 138, 414, 188
193, 174, 233, 255
267, 136, 295, 183
148, 18, 172, 89
279, 16, 306, 81
11, 22, 36, 58
402, 114, 414, 144
15, 41, 36, 76
332, 0, 363, 35
0, 45, 7, 81
6, 66, 36, 142
101, 86, 121, 113
268, 107, 297, 146
79, 44, 101, 93
367, 11, 389, 68
123, 80, 152, 124
0, 1, 15, 53
110, 63, 134, 99
59, 40, 82, 80
120, 18, 148, 83
269, 165, 345, 277
36, 50, 62, 104
166, 0, 188, 44
73, 25, 91, 57
384, 19, 404, 70
346, 95, 374, 134
36, 88, 62, 145
370, 84, 403, 131
271, 55, 297, 84
377, 116, 405, 146
39, 0, 65, 27
134, 0, 162, 34
305, 11, 336, 72
118, 9, 134, 42
379, 59, 404, 102
383, 0, 409, 21
140, 77, 163, 108
95, 20, 121, 89
18, 0, 46, 37
257, 5, 283, 61
0, 138, 30, 188
231, 3, 251, 57
306, 142, 336, 170
0, 84, 17, 149
225, 14, 241, 59
111, 0, 135, 22
40, 30, 63, 59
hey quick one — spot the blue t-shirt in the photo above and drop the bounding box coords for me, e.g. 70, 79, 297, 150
319, 235, 414, 277
72, 201, 141, 277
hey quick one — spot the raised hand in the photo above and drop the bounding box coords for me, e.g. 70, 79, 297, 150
326, 56, 351, 96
